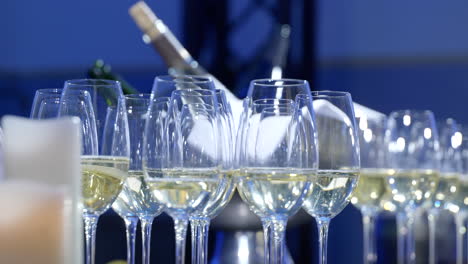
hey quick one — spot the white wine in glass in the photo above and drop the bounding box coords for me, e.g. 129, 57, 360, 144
432, 173, 460, 211
112, 170, 162, 217
237, 168, 313, 216
387, 169, 439, 210
303, 170, 359, 218
351, 168, 393, 210
146, 169, 223, 215
81, 156, 128, 215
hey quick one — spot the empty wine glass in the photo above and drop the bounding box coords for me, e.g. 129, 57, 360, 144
302, 91, 360, 264
385, 110, 440, 264
59, 79, 130, 264
236, 79, 318, 264
111, 94, 165, 264
30, 88, 62, 119
351, 115, 389, 264
148, 75, 216, 264
428, 118, 462, 264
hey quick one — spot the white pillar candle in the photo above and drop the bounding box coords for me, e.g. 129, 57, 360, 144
0, 116, 82, 264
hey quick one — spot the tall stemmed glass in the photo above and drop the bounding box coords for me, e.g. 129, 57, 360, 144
111, 94, 165, 264
166, 89, 227, 264
148, 75, 216, 264
59, 79, 130, 264
188, 89, 237, 264
236, 97, 295, 264
351, 115, 390, 264
30, 88, 62, 118
144, 89, 223, 264
385, 110, 440, 264
237, 79, 318, 264
428, 119, 462, 264
302, 91, 360, 264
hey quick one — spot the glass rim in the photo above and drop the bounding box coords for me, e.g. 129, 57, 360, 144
311, 90, 351, 98
125, 93, 151, 100
261, 106, 295, 114
251, 78, 308, 87
171, 89, 216, 97
35, 88, 62, 94
64, 79, 120, 87
182, 103, 216, 110
252, 98, 295, 105
154, 75, 213, 84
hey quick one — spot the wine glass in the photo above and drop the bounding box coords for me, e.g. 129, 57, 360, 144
30, 88, 62, 118
188, 89, 237, 264
385, 110, 440, 264
147, 75, 216, 264
428, 118, 462, 264
151, 75, 216, 97
350, 115, 389, 264
239, 98, 296, 264
302, 91, 360, 264
59, 79, 130, 264
236, 79, 318, 264
111, 94, 165, 264
165, 89, 228, 264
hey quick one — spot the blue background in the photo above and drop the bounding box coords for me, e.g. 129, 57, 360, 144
1, 0, 467, 263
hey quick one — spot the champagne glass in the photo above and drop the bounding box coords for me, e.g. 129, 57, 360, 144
144, 89, 222, 264
111, 94, 165, 264
302, 91, 360, 264
351, 115, 390, 264
237, 79, 318, 264
385, 110, 440, 264
59, 79, 130, 264
428, 119, 462, 264
188, 89, 237, 264
236, 97, 296, 264
165, 89, 225, 264
30, 88, 62, 118
148, 75, 216, 264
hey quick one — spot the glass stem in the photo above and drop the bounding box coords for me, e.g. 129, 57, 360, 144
261, 218, 271, 264
317, 218, 330, 264
174, 217, 188, 264
190, 218, 211, 264
124, 216, 138, 264
83, 214, 99, 264
428, 209, 439, 264
396, 211, 416, 264
456, 213, 466, 264
362, 210, 378, 264
140, 216, 154, 264
270, 216, 288, 264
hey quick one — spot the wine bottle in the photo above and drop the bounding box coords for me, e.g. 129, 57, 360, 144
128, 1, 242, 117
128, 1, 386, 125
88, 60, 139, 95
